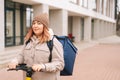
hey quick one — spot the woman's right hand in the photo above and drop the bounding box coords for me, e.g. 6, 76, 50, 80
8, 63, 18, 69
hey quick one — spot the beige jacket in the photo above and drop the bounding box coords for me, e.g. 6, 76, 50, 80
16, 35, 64, 80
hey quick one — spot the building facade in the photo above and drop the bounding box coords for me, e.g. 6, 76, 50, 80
0, 0, 116, 65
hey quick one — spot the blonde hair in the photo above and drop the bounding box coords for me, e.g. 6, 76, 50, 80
38, 24, 50, 43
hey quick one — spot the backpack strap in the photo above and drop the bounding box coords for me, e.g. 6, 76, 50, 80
47, 36, 54, 62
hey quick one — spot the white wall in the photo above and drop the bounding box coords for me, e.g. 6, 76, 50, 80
0, 0, 4, 51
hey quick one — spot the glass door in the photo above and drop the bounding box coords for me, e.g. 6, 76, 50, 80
5, 9, 15, 46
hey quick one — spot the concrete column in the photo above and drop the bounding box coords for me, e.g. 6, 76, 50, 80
110, 23, 112, 35
0, 0, 4, 51
72, 16, 81, 42
109, 22, 112, 35
103, 21, 106, 37
50, 10, 68, 36
111, 23, 113, 35
105, 22, 108, 37
109, 22, 111, 36
102, 21, 106, 37
99, 20, 102, 38
84, 17, 91, 42
112, 23, 115, 35
93, 19, 100, 39
111, 23, 114, 35
33, 4, 49, 17
100, 21, 104, 38
107, 22, 110, 36
113, 23, 116, 35
106, 22, 109, 36
108, 22, 110, 36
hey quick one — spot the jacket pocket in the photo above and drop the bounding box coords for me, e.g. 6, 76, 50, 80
35, 46, 50, 63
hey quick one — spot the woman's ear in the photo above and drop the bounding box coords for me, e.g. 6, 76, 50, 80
24, 27, 33, 41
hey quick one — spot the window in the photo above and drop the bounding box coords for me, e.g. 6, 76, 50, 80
26, 8, 33, 28
100, 0, 103, 14
91, 0, 97, 11
80, 0, 88, 8
103, 0, 107, 15
5, 0, 33, 47
69, 0, 77, 3
68, 0, 78, 4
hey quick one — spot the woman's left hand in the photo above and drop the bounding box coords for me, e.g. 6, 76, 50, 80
32, 64, 42, 72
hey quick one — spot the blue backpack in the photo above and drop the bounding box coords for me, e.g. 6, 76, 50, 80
47, 35, 78, 76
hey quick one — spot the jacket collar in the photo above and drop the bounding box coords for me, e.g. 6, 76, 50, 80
31, 35, 40, 45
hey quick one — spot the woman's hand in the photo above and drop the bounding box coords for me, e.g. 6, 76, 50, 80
32, 64, 42, 72
8, 63, 18, 69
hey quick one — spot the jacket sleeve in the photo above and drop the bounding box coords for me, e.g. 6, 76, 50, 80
41, 38, 64, 72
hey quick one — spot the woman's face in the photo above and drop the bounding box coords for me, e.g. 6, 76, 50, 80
32, 21, 44, 36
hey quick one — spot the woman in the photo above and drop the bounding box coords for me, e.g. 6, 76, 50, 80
8, 13, 64, 80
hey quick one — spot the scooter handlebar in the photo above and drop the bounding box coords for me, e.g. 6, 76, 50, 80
8, 64, 34, 77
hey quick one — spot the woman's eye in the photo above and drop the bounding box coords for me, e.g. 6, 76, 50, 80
38, 22, 41, 25
32, 22, 35, 25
